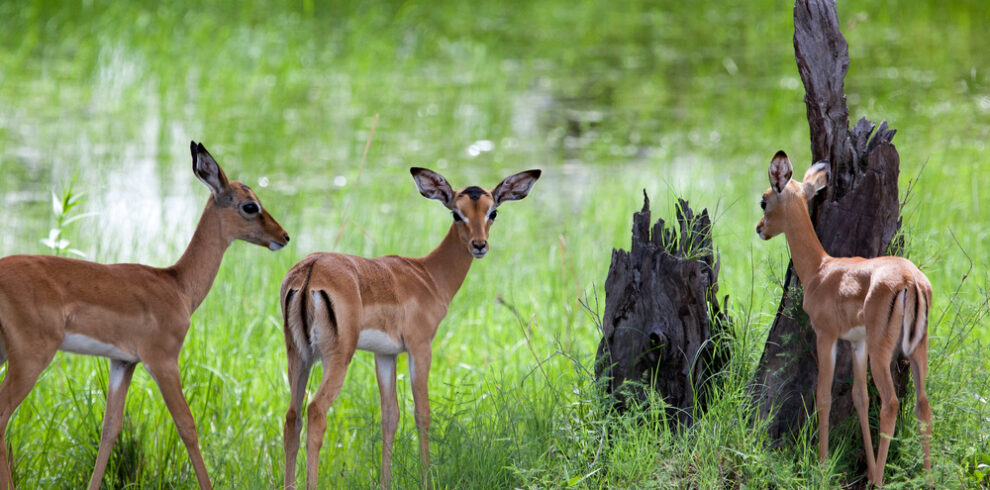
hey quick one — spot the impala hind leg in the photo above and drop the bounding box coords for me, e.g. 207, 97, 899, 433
869, 345, 899, 486
305, 351, 353, 490
0, 346, 57, 490
88, 360, 137, 490
375, 354, 399, 490
908, 334, 932, 472
849, 339, 877, 482
283, 349, 312, 489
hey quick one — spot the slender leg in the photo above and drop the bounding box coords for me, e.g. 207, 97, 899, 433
0, 349, 56, 490
909, 335, 932, 472
814, 333, 837, 464
375, 354, 399, 490
408, 345, 432, 488
305, 350, 354, 490
146, 360, 213, 490
283, 349, 312, 489
849, 339, 877, 481
88, 360, 137, 490
869, 346, 899, 487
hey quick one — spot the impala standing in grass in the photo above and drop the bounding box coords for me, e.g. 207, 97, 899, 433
0, 142, 289, 490
280, 167, 540, 489
756, 151, 932, 486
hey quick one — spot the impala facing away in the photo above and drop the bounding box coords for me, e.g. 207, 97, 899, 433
280, 167, 540, 489
0, 142, 289, 490
756, 151, 932, 486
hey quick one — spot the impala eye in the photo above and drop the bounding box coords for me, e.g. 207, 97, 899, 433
242, 202, 260, 215
488, 209, 497, 221
760, 200, 767, 210
452, 211, 463, 222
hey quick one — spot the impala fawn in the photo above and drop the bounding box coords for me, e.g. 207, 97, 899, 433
756, 151, 931, 485
0, 142, 289, 489
280, 167, 540, 489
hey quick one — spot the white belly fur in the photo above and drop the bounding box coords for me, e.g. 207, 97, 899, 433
356, 330, 404, 355
60, 333, 139, 362
840, 326, 867, 342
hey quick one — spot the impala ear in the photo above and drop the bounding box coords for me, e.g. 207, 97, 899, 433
802, 161, 830, 198
191, 141, 230, 197
768, 150, 793, 194
492, 169, 541, 205
410, 167, 455, 208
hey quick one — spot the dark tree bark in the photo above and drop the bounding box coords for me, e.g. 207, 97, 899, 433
595, 194, 729, 427
751, 0, 910, 447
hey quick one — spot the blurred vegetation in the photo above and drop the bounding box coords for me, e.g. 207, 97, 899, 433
0, 0, 987, 487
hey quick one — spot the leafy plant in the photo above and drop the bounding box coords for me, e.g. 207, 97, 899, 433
40, 175, 93, 257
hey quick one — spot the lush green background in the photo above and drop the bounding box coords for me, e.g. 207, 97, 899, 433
0, 0, 987, 488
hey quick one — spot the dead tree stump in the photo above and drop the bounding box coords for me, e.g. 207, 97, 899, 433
595, 194, 729, 427
751, 0, 911, 445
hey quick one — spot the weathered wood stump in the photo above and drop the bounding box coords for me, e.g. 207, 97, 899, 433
595, 194, 729, 426
750, 0, 911, 446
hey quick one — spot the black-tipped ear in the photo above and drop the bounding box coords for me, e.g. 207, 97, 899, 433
492, 169, 541, 205
191, 141, 230, 197
803, 161, 830, 194
768, 151, 793, 194
410, 167, 455, 208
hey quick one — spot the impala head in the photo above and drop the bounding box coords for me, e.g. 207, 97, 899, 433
191, 141, 290, 250
410, 167, 541, 258
756, 150, 830, 240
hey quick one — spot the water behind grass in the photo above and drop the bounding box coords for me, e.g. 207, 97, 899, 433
1, 1, 988, 487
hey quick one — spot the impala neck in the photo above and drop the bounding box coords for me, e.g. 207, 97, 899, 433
171, 200, 231, 312
420, 224, 475, 304
783, 201, 828, 286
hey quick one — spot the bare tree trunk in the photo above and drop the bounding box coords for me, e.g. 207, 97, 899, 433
595, 194, 729, 427
751, 0, 910, 450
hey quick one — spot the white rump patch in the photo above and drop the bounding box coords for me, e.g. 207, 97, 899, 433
357, 330, 404, 355
840, 326, 867, 342
60, 334, 138, 362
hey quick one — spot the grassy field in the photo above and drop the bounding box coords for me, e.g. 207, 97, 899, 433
0, 0, 988, 488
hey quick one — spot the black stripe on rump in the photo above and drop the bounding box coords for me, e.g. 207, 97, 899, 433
317, 289, 338, 339
886, 289, 902, 327
283, 289, 296, 331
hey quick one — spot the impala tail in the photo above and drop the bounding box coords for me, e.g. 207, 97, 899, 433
900, 280, 930, 357
281, 258, 337, 363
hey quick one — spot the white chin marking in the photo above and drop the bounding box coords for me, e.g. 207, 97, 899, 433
269, 241, 285, 251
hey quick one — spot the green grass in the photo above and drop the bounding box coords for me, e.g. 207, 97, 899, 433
1, 0, 988, 488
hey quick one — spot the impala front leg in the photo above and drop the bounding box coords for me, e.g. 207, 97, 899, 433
408, 344, 433, 488
375, 354, 399, 489
146, 359, 213, 490
88, 360, 138, 490
814, 332, 837, 463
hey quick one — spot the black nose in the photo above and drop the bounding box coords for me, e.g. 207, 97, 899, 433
472, 240, 487, 250
283, 233, 290, 242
